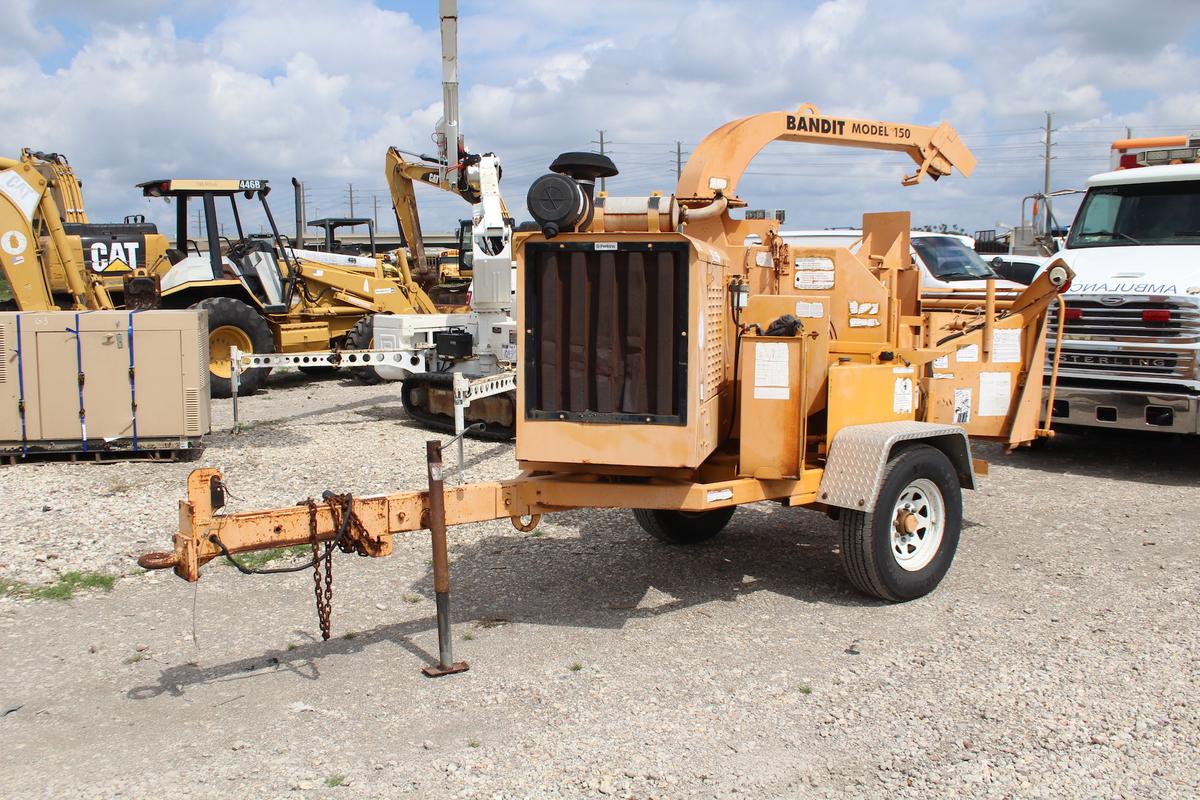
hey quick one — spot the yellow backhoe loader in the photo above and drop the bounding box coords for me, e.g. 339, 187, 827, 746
135, 178, 441, 397
141, 105, 1072, 676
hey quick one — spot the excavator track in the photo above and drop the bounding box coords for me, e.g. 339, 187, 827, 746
400, 371, 516, 441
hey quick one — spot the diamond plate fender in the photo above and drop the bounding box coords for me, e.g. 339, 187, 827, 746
818, 422, 976, 512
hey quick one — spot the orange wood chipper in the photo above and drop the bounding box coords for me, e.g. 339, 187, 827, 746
139, 105, 1071, 676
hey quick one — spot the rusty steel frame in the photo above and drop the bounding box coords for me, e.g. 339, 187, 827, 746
140, 463, 826, 584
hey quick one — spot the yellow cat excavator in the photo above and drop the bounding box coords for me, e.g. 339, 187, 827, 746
141, 104, 1072, 676
0, 149, 140, 312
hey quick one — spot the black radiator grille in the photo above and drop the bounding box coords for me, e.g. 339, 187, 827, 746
524, 242, 689, 424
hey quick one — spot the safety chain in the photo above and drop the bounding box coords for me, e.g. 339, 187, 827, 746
307, 499, 334, 641
215, 494, 364, 641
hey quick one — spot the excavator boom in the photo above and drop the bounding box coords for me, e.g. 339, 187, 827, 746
0, 152, 112, 311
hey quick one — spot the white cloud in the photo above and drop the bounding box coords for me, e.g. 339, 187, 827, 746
1, 0, 1197, 238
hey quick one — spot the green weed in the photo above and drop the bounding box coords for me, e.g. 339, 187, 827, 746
0, 571, 115, 601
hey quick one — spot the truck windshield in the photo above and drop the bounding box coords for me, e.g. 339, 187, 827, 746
1067, 180, 1200, 248
911, 236, 997, 280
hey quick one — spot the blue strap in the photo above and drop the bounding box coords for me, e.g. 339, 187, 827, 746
66, 312, 88, 452
14, 314, 28, 457
127, 310, 141, 451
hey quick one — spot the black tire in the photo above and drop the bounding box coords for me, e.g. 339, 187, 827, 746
632, 506, 736, 545
840, 444, 962, 602
191, 297, 273, 399
344, 317, 382, 384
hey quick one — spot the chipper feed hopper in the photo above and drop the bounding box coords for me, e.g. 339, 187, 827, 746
140, 106, 1072, 675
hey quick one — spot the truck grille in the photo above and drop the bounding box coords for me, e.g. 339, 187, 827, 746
524, 242, 689, 424
1047, 347, 1190, 379
1050, 298, 1200, 342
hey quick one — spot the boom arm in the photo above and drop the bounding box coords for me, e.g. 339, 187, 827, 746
385, 147, 439, 281
676, 103, 976, 203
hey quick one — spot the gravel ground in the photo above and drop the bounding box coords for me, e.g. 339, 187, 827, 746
0, 369, 1197, 798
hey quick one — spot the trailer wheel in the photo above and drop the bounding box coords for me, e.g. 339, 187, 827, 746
192, 297, 273, 399
839, 444, 961, 602
344, 317, 383, 384
632, 507, 736, 545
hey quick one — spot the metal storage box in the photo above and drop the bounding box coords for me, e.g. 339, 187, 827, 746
0, 310, 210, 459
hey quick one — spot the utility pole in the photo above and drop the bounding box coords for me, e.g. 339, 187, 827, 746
596, 130, 607, 193
347, 183, 355, 231
373, 194, 379, 231
676, 141, 683, 180
195, 209, 203, 239
1042, 111, 1055, 234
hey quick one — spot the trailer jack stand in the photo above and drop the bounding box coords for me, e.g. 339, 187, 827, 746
421, 440, 469, 678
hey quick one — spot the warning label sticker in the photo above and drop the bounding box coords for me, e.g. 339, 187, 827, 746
993, 328, 1021, 363
893, 376, 914, 414
753, 341, 790, 401
954, 388, 972, 423
979, 371, 1012, 417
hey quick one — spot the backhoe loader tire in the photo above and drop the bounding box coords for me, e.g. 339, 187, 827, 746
632, 507, 736, 546
344, 317, 383, 385
192, 297, 273, 399
839, 444, 961, 603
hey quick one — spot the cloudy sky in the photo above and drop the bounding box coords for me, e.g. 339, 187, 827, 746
4, 0, 1199, 241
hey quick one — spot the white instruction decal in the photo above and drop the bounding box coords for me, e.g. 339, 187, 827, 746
849, 300, 879, 316
706, 488, 734, 503
993, 328, 1021, 363
979, 371, 1012, 417
893, 377, 914, 414
795, 256, 834, 271
755, 251, 771, 267
753, 342, 790, 400
933, 354, 950, 370
849, 318, 880, 327
594, 242, 618, 251
953, 388, 972, 423
957, 343, 979, 363
794, 301, 824, 318
795, 270, 835, 290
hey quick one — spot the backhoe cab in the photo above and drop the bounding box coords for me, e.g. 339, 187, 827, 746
139, 178, 293, 314
307, 216, 377, 258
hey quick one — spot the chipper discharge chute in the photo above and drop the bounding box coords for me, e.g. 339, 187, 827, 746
139, 105, 1072, 675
